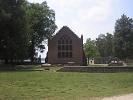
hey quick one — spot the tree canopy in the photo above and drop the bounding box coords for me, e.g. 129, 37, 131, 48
0, 0, 29, 63
26, 1, 57, 62
84, 38, 100, 58
0, 0, 57, 63
96, 33, 114, 57
85, 14, 133, 60
114, 14, 133, 59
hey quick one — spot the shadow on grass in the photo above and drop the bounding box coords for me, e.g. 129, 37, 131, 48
0, 64, 43, 72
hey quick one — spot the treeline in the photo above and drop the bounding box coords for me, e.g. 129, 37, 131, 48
84, 14, 133, 59
0, 0, 57, 64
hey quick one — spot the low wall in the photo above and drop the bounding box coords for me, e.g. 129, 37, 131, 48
58, 66, 133, 73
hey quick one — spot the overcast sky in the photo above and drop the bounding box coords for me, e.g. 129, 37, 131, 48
27, 0, 133, 58
28, 0, 133, 42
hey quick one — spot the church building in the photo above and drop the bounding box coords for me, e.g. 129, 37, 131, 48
48, 26, 86, 65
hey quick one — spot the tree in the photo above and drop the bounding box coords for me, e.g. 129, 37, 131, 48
114, 14, 133, 59
105, 33, 114, 57
96, 33, 114, 57
0, 0, 57, 64
96, 34, 106, 57
26, 2, 57, 62
0, 0, 29, 63
84, 38, 100, 58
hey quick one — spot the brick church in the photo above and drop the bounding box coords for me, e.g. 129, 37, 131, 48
48, 26, 86, 65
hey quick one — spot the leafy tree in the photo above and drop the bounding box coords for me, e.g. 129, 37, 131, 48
0, 0, 57, 63
96, 34, 106, 57
105, 33, 114, 57
0, 0, 29, 63
96, 33, 114, 57
26, 2, 57, 62
84, 38, 100, 58
114, 14, 133, 59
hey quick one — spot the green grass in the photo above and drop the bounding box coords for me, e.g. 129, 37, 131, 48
0, 71, 133, 100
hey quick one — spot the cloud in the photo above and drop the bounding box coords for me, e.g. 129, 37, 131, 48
28, 0, 44, 3
28, 0, 119, 40
28, 0, 121, 58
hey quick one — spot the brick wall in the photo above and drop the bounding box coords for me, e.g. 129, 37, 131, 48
58, 66, 133, 73
48, 26, 84, 65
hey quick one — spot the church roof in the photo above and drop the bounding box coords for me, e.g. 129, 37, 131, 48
51, 26, 80, 40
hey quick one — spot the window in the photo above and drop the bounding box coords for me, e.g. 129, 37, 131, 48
58, 35, 72, 58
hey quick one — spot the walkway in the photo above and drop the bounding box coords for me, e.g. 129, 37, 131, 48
102, 93, 133, 100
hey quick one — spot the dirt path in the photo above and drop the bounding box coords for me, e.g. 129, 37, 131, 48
102, 93, 133, 100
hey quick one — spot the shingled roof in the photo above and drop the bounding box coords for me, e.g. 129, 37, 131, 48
51, 26, 80, 40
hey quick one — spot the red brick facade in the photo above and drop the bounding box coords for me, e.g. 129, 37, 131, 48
48, 26, 85, 65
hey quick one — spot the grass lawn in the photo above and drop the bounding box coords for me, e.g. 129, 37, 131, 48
0, 71, 133, 100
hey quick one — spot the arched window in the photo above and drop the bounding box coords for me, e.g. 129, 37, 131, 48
58, 35, 72, 58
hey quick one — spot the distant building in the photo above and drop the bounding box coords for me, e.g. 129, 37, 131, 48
48, 26, 86, 65
89, 58, 95, 65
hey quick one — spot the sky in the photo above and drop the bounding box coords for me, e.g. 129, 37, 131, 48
28, 0, 133, 42
27, 0, 133, 58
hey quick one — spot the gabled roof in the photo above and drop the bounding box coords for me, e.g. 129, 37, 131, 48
51, 26, 80, 40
